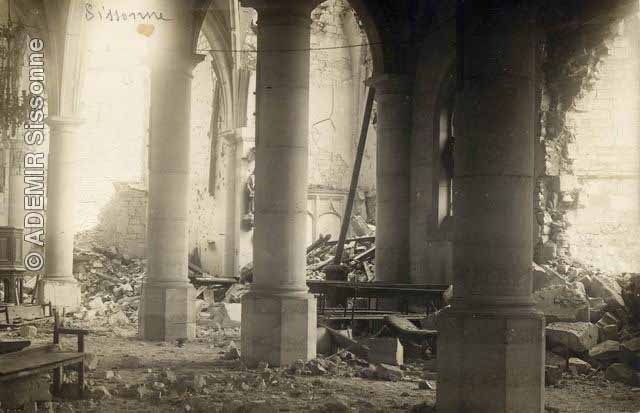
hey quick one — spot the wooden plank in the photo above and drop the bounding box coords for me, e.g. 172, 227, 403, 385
0, 351, 84, 377
0, 340, 31, 354
0, 356, 84, 382
384, 315, 437, 339
5, 304, 50, 322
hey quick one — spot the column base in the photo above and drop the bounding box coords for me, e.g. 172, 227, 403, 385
436, 306, 545, 413
241, 290, 316, 367
37, 278, 81, 311
138, 282, 196, 341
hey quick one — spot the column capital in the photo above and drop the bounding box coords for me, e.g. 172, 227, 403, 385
46, 116, 84, 132
241, 0, 324, 18
365, 73, 414, 95
152, 52, 206, 79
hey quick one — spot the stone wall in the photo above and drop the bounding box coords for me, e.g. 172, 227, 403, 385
96, 182, 147, 257
537, 12, 640, 274
564, 16, 640, 273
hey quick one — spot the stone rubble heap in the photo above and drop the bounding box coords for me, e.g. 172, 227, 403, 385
241, 215, 376, 283
535, 257, 640, 387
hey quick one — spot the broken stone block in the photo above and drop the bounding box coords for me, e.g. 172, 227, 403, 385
588, 297, 606, 323
545, 365, 562, 386
545, 322, 598, 353
87, 297, 104, 310
533, 263, 566, 292
589, 340, 620, 362
89, 385, 111, 400
596, 312, 620, 342
210, 303, 241, 328
223, 342, 241, 360
568, 358, 591, 375
605, 363, 634, 385
84, 353, 99, 371
590, 276, 625, 310
376, 363, 404, 381
620, 337, 640, 367
19, 325, 38, 339
107, 310, 130, 326
418, 380, 435, 390
534, 283, 589, 323
364, 337, 404, 366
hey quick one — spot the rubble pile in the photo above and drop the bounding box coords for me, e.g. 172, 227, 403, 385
72, 244, 145, 327
241, 215, 376, 284
306, 235, 375, 282
535, 257, 640, 387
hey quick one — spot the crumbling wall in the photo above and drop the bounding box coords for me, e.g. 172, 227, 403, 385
537, 11, 640, 274
564, 16, 640, 273
187, 33, 226, 277
96, 182, 147, 258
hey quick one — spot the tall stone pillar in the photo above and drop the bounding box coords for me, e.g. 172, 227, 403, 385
37, 117, 83, 310
369, 75, 412, 284
138, 55, 202, 340
437, 2, 544, 412
138, 1, 203, 341
240, 0, 321, 367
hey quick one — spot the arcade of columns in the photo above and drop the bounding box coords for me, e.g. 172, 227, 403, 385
17, 0, 637, 411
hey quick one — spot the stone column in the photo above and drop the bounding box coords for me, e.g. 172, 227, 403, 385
368, 74, 413, 284
37, 117, 83, 310
437, 2, 544, 412
138, 54, 204, 342
240, 0, 321, 367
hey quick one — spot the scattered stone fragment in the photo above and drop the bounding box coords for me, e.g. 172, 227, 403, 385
84, 353, 99, 371
533, 263, 567, 292
605, 363, 634, 385
590, 276, 625, 310
568, 358, 591, 375
376, 363, 403, 381
589, 340, 620, 362
224, 342, 241, 360
410, 401, 436, 413
19, 325, 38, 339
87, 297, 104, 310
162, 369, 177, 384
192, 374, 207, 392
545, 322, 598, 352
210, 303, 242, 328
89, 385, 111, 400
418, 380, 434, 390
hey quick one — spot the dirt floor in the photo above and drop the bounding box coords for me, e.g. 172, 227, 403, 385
2, 320, 640, 413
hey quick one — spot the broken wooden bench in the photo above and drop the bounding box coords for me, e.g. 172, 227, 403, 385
0, 313, 89, 398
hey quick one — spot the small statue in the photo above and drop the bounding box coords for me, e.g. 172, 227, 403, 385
242, 169, 256, 229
